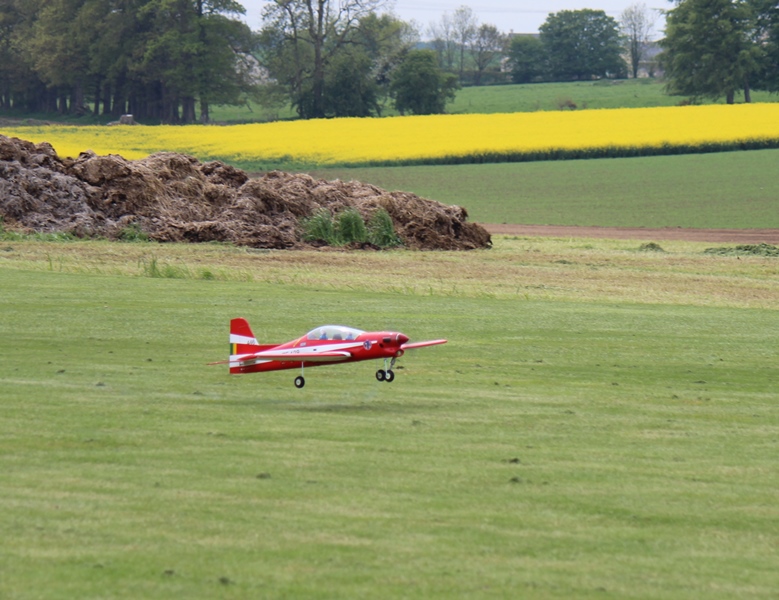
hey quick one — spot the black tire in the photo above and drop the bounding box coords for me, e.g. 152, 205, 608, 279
375, 369, 386, 382
294, 376, 305, 388
385, 370, 395, 382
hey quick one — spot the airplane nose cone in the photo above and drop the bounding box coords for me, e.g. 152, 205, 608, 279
396, 333, 409, 345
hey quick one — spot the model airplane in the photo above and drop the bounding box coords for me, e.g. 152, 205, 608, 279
212, 318, 447, 388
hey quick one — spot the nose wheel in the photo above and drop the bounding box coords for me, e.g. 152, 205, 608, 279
294, 375, 305, 388
376, 358, 396, 383
376, 369, 395, 382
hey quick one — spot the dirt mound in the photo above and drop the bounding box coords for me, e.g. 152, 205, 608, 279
0, 134, 490, 250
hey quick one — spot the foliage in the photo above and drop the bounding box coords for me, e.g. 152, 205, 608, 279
389, 50, 459, 115
301, 207, 400, 247
322, 48, 381, 118
208, 78, 779, 123
367, 208, 402, 247
661, 0, 760, 103
752, 0, 779, 92
506, 35, 547, 84
301, 208, 339, 244
118, 223, 150, 243
257, 0, 407, 119
336, 207, 368, 244
619, 2, 657, 79
0, 0, 257, 123
540, 9, 627, 80
469, 24, 505, 85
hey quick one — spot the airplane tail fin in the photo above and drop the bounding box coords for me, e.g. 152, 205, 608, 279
230, 318, 260, 372
229, 318, 259, 373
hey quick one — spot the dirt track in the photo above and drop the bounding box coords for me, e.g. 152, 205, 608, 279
482, 224, 779, 244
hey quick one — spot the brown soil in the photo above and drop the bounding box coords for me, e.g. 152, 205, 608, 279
483, 223, 779, 244
0, 134, 490, 251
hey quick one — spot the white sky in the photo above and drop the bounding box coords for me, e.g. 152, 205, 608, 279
238, 1, 667, 38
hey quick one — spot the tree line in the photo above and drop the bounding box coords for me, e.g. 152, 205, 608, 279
1, 0, 778, 123
0, 0, 258, 123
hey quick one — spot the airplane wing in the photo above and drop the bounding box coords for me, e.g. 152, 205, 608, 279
401, 339, 447, 350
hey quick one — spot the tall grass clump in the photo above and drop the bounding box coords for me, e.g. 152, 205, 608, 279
302, 207, 401, 248
368, 209, 402, 248
118, 222, 150, 242
301, 209, 339, 245
336, 208, 368, 243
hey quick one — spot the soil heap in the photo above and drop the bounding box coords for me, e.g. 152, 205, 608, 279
0, 134, 490, 250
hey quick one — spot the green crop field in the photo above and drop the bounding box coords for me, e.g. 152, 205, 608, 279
308, 148, 779, 228
207, 79, 778, 124
2, 238, 778, 599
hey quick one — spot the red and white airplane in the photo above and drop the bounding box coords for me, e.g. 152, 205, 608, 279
214, 318, 447, 388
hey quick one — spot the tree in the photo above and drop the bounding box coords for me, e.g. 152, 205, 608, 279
322, 47, 379, 117
349, 13, 418, 114
451, 5, 477, 79
506, 35, 546, 84
661, 0, 760, 103
747, 0, 779, 92
469, 23, 504, 85
260, 0, 385, 119
428, 10, 457, 72
390, 49, 458, 115
620, 2, 656, 78
0, 0, 256, 122
540, 9, 626, 80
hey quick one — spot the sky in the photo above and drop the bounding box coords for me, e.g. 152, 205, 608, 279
238, 1, 667, 38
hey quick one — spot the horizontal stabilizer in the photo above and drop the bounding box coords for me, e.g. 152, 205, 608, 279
401, 339, 447, 350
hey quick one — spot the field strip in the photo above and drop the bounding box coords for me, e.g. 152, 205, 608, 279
484, 224, 779, 244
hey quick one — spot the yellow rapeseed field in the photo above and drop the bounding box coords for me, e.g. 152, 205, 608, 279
3, 104, 779, 167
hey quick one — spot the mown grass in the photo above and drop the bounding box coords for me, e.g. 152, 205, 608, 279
1, 238, 778, 598
308, 148, 779, 228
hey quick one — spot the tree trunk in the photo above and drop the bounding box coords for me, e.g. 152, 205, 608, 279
726, 90, 735, 104
311, 0, 326, 119
744, 80, 751, 103
182, 96, 196, 123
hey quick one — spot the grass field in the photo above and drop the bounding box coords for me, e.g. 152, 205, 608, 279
307, 148, 779, 228
207, 79, 779, 123
1, 238, 778, 598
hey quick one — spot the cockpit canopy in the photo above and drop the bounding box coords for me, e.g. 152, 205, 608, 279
306, 325, 365, 341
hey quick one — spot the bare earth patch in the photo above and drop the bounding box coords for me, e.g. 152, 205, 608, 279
483, 223, 779, 244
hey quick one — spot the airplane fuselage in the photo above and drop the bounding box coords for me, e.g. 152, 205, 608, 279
232, 331, 409, 374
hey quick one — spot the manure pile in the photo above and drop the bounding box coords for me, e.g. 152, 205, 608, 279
0, 134, 490, 250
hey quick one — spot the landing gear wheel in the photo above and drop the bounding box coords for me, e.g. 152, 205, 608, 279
385, 369, 395, 382
294, 376, 305, 388
375, 369, 386, 382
